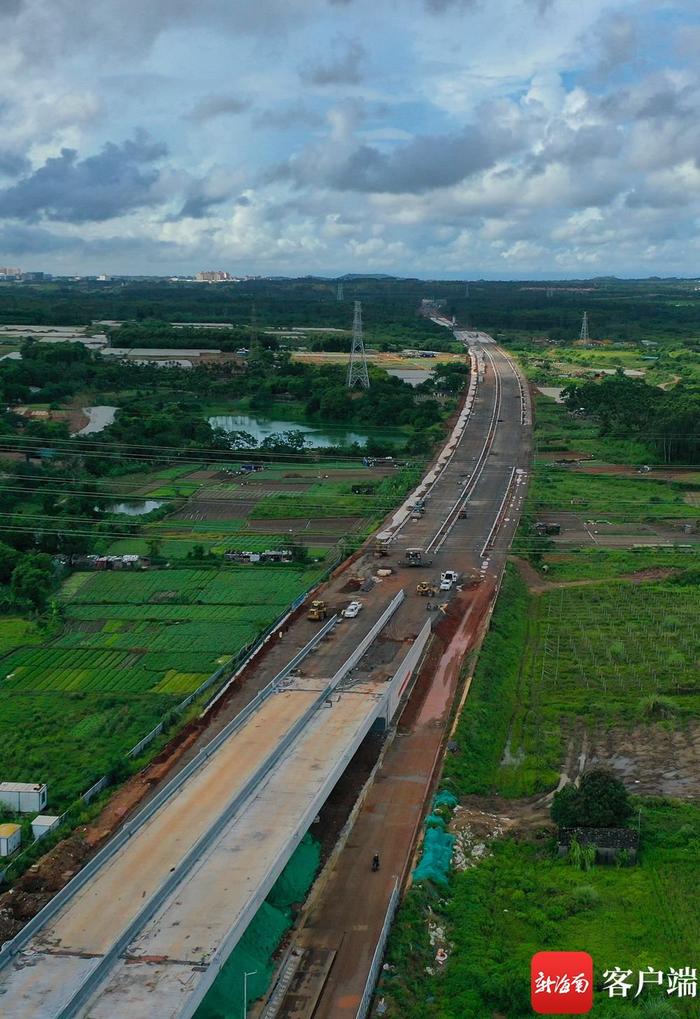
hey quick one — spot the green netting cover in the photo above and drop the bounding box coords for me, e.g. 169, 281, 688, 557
267, 832, 321, 908
412, 826, 455, 885
433, 790, 458, 809
195, 833, 320, 1018
424, 813, 446, 830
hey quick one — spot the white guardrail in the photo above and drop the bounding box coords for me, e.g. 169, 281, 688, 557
356, 877, 401, 1019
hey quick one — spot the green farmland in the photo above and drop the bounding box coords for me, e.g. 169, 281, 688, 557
0, 564, 321, 808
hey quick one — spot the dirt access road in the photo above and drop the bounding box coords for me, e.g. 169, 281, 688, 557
263, 333, 532, 1019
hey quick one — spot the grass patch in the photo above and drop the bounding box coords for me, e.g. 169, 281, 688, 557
529, 467, 697, 521
442, 566, 532, 795
541, 548, 698, 581
380, 802, 700, 1018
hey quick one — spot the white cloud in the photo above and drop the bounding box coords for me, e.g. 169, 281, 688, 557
0, 0, 700, 276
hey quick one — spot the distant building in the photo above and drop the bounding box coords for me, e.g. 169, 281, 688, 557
21, 271, 48, 282
0, 267, 21, 278
196, 270, 233, 282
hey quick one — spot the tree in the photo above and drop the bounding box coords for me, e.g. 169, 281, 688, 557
10, 553, 54, 611
0, 541, 20, 583
551, 768, 633, 829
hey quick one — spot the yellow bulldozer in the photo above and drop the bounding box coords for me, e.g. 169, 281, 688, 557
307, 599, 328, 621
416, 581, 438, 597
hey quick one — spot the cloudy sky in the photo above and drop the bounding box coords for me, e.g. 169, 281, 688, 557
1, 0, 700, 277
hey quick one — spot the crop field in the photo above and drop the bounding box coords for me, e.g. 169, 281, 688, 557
60, 566, 319, 607
540, 546, 698, 581
0, 563, 322, 810
487, 580, 699, 798
530, 466, 698, 521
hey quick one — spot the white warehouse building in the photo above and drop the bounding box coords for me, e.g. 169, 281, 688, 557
0, 782, 48, 814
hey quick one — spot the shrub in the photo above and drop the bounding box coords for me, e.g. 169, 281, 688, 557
552, 769, 633, 828
638, 694, 678, 719
572, 884, 600, 909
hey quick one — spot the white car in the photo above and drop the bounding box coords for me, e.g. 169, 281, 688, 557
343, 600, 363, 618
440, 570, 459, 591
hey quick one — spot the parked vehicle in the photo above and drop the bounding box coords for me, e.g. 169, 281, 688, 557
342, 600, 363, 619
440, 569, 459, 591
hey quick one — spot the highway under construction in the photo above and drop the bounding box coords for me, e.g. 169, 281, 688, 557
0, 328, 531, 1019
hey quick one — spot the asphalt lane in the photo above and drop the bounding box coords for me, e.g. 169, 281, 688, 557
266, 337, 532, 1019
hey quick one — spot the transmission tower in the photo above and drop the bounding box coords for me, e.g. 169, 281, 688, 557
464, 283, 470, 298
347, 300, 370, 389
579, 311, 590, 343
337, 281, 344, 301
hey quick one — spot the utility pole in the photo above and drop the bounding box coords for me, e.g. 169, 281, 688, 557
337, 280, 344, 301
579, 311, 589, 343
464, 282, 470, 298
347, 300, 370, 389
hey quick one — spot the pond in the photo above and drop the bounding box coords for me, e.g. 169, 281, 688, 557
106, 500, 166, 516
208, 414, 406, 448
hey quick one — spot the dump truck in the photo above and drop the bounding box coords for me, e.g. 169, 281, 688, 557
416, 581, 438, 597
403, 547, 433, 567
307, 599, 327, 621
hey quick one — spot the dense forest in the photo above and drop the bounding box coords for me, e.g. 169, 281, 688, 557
563, 372, 700, 463
2, 275, 700, 346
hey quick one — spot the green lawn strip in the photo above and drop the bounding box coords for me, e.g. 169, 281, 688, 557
250, 468, 421, 520
106, 537, 221, 558
145, 482, 202, 498
442, 565, 535, 796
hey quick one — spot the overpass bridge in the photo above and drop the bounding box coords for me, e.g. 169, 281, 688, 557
0, 335, 531, 1019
